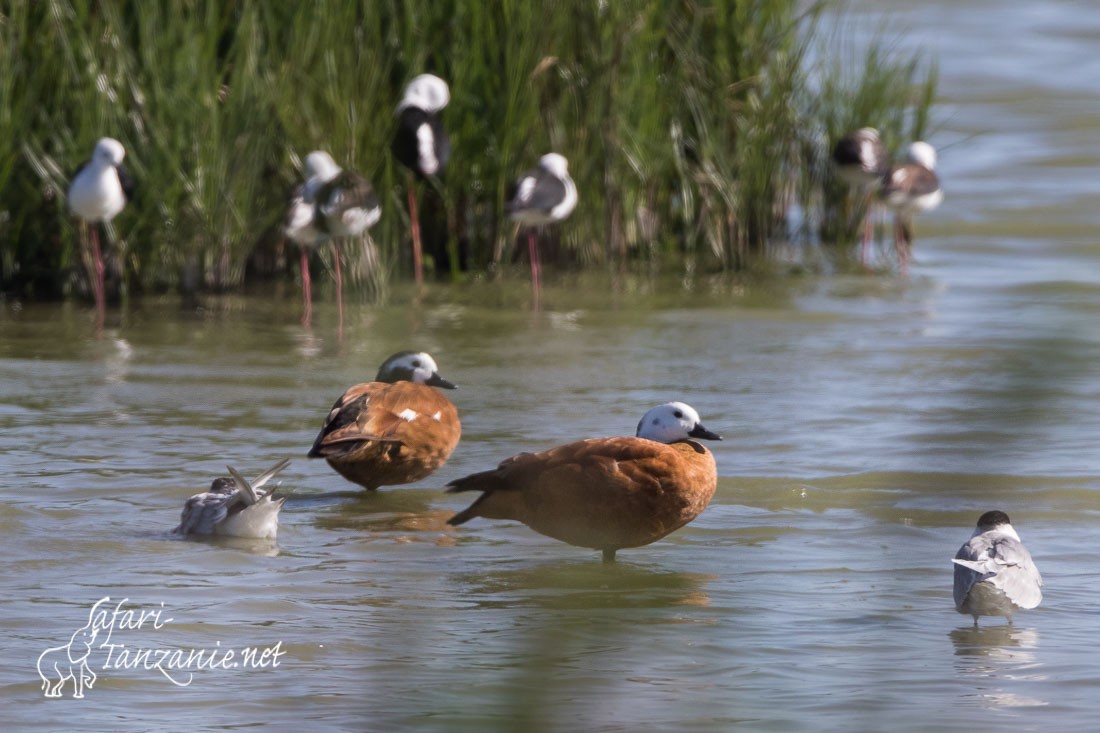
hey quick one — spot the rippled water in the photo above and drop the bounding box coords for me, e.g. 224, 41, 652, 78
5, 1, 1100, 730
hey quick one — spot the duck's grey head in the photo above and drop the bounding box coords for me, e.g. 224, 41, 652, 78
376, 350, 456, 389
636, 401, 721, 444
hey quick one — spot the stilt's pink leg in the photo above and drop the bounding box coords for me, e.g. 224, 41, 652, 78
300, 246, 313, 327
528, 229, 541, 311
860, 193, 874, 269
895, 217, 910, 278
333, 240, 344, 336
90, 224, 106, 332
408, 185, 424, 287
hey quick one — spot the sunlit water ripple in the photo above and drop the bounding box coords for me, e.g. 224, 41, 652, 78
5, 1, 1100, 730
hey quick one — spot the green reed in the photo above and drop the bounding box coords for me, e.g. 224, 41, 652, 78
0, 0, 936, 301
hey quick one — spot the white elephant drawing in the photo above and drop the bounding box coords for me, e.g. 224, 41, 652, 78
37, 624, 99, 698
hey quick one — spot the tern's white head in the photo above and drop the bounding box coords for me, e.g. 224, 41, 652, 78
635, 402, 721, 444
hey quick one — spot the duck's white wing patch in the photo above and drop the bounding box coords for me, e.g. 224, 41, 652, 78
398, 408, 419, 422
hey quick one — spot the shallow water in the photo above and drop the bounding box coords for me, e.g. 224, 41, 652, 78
5, 1, 1100, 730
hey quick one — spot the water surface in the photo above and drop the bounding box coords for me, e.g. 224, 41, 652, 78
5, 1, 1100, 730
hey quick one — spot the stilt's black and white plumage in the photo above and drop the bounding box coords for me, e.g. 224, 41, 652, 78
880, 141, 942, 275
391, 74, 450, 286
832, 127, 887, 265
953, 510, 1042, 626
67, 137, 134, 329
505, 153, 577, 308
284, 151, 380, 328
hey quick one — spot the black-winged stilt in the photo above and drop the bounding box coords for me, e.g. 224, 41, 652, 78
391, 74, 450, 286
832, 127, 887, 265
67, 137, 133, 329
285, 151, 380, 328
880, 141, 942, 275
505, 153, 577, 308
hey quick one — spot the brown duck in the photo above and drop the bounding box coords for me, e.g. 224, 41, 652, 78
447, 402, 720, 561
309, 351, 460, 490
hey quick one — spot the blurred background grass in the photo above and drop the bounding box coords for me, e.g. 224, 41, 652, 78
0, 0, 935, 302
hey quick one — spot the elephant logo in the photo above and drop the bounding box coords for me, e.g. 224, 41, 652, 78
37, 622, 99, 698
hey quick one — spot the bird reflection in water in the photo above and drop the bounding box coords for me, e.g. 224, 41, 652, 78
949, 625, 1048, 709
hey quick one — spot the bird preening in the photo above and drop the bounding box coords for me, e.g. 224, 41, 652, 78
952, 510, 1042, 626
832, 127, 887, 266
284, 150, 381, 330
880, 141, 942, 274
832, 128, 942, 274
175, 458, 292, 540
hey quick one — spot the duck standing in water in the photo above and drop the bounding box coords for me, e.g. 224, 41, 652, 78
309, 351, 461, 491
175, 459, 292, 540
447, 402, 720, 562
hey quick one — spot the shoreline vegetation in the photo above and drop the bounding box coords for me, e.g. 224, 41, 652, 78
0, 0, 935, 303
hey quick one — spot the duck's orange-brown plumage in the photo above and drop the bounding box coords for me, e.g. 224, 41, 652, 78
309, 351, 460, 490
448, 402, 719, 561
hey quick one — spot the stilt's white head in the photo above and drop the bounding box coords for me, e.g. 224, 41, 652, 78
93, 137, 126, 167
907, 141, 938, 170
539, 153, 570, 179
397, 74, 451, 114
303, 151, 342, 184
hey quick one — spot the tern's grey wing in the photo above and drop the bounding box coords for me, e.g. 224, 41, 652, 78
226, 465, 259, 506
175, 492, 233, 535
250, 458, 292, 492
986, 536, 1043, 609
952, 539, 986, 608
952, 533, 1042, 610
